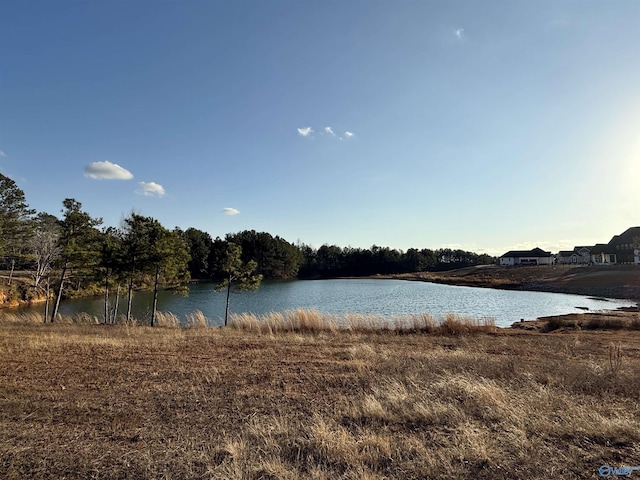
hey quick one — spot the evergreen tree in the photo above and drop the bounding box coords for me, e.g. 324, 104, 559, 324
0, 174, 35, 284
50, 199, 102, 321
182, 227, 213, 279
213, 242, 262, 326
121, 214, 190, 325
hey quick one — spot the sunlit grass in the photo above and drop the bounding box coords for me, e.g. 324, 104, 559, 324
0, 308, 496, 335
229, 309, 496, 335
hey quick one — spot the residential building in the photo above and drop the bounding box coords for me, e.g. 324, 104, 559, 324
590, 244, 617, 265
606, 227, 640, 264
557, 246, 591, 265
499, 247, 554, 266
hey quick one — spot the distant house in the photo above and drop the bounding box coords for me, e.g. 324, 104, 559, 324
590, 244, 617, 265
557, 246, 591, 265
557, 250, 581, 265
575, 246, 592, 262
588, 227, 640, 265
499, 247, 554, 266
606, 227, 640, 264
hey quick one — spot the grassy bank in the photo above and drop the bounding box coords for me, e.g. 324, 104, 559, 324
389, 264, 640, 301
1, 314, 639, 479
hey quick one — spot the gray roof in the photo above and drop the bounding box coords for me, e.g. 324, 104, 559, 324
608, 227, 640, 249
500, 247, 552, 258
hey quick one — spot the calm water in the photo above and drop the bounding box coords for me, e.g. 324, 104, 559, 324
15, 279, 637, 328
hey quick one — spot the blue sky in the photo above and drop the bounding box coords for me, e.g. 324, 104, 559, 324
2, 1, 640, 256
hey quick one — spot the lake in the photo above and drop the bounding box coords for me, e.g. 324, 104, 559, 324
15, 279, 637, 328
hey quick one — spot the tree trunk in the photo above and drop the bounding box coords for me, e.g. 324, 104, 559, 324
151, 262, 161, 327
103, 268, 109, 324
126, 263, 135, 324
51, 264, 67, 322
44, 276, 50, 323
224, 274, 232, 327
112, 284, 120, 324
7, 258, 15, 286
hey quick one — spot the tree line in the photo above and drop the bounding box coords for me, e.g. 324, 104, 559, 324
0, 173, 495, 323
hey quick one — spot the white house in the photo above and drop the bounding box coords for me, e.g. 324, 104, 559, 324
557, 251, 581, 265
557, 247, 591, 265
590, 244, 617, 265
499, 247, 554, 266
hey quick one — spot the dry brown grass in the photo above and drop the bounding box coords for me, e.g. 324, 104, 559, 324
1, 313, 640, 479
540, 311, 640, 333
229, 309, 496, 335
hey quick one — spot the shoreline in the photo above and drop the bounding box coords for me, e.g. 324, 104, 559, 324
4, 266, 639, 331
363, 265, 640, 303
354, 267, 640, 331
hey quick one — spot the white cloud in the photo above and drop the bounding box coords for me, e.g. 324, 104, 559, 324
223, 207, 240, 215
0, 150, 5, 158
84, 161, 133, 180
136, 181, 165, 197
297, 127, 313, 137
455, 28, 464, 39
300, 126, 353, 140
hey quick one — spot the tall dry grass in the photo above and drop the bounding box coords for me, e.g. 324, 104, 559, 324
184, 309, 208, 328
543, 312, 640, 332
1, 308, 495, 335
0, 310, 103, 324
229, 309, 496, 335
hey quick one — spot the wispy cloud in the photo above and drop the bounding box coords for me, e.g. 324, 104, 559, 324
0, 150, 5, 158
136, 181, 165, 197
300, 126, 354, 141
297, 127, 313, 137
223, 207, 240, 215
454, 28, 464, 39
84, 161, 133, 180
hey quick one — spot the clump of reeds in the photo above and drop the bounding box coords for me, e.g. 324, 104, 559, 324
545, 314, 640, 332
229, 309, 339, 335
438, 313, 496, 335
154, 311, 180, 328
394, 312, 438, 333
228, 309, 495, 336
585, 317, 627, 330
72, 312, 100, 324
0, 311, 44, 324
185, 310, 208, 328
543, 316, 578, 332
344, 313, 391, 333
609, 342, 623, 377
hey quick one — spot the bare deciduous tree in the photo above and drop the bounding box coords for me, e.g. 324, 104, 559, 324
31, 230, 60, 290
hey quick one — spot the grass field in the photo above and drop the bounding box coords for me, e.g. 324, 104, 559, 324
1, 311, 640, 479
